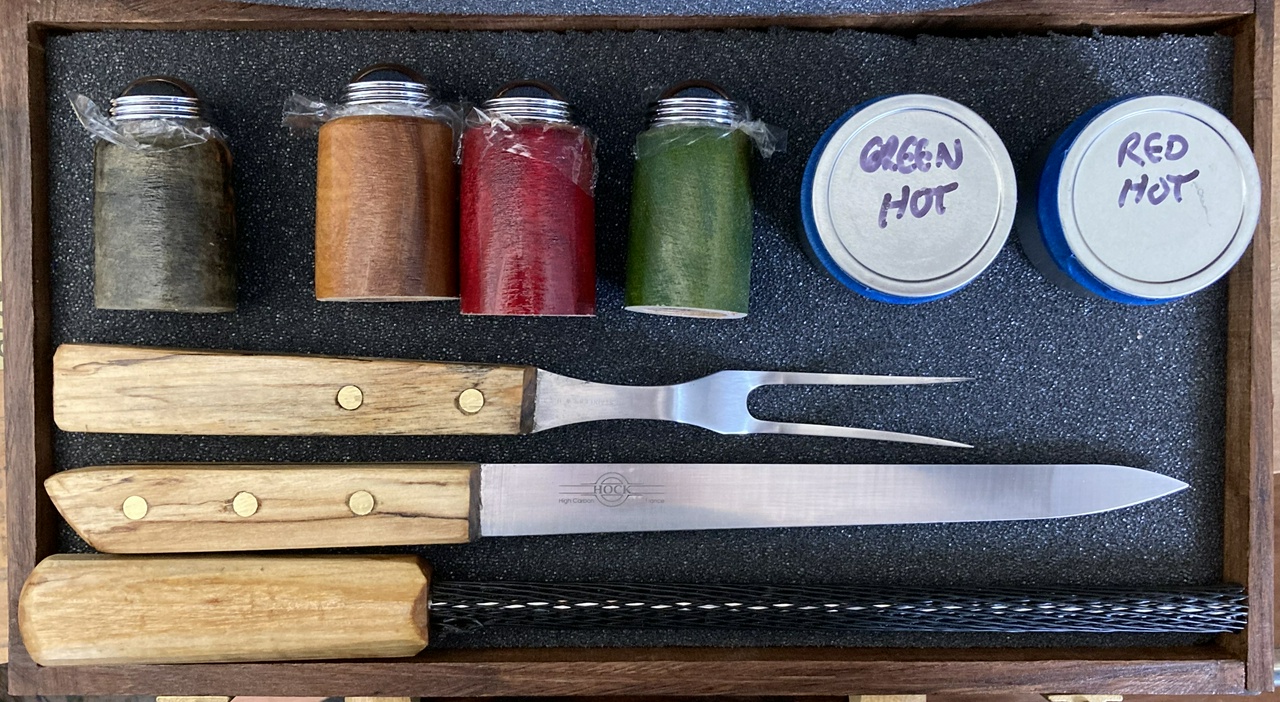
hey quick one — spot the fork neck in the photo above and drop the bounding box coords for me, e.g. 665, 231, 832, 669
530, 370, 679, 432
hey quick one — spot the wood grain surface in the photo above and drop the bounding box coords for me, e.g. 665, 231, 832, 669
15, 648, 1249, 696
4, 0, 59, 687
17, 0, 1254, 32
45, 463, 481, 552
93, 137, 236, 312
625, 126, 753, 318
316, 115, 458, 301
459, 121, 596, 316
0, 0, 1272, 697
1218, 2, 1277, 691
51, 344, 534, 435
18, 554, 431, 666
1, 160, 8, 667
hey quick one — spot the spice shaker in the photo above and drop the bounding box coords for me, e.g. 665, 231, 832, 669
460, 81, 596, 316
315, 64, 459, 301
624, 81, 756, 319
92, 76, 236, 313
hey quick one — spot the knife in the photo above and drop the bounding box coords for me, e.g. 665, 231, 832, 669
19, 554, 1245, 666
52, 343, 970, 446
46, 462, 1189, 553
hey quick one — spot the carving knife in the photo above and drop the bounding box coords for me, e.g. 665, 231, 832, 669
45, 462, 1189, 553
52, 343, 970, 446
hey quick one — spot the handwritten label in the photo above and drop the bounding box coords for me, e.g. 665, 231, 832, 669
859, 135, 964, 229
1115, 131, 1200, 208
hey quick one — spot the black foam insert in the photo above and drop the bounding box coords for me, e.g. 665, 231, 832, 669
45, 29, 1233, 649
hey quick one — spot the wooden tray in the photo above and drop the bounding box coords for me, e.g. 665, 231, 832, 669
1, 0, 1273, 696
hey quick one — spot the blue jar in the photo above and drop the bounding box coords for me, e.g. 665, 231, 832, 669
801, 94, 1016, 304
1018, 95, 1261, 304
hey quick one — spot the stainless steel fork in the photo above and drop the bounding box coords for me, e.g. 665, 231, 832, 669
52, 343, 969, 446
531, 368, 971, 447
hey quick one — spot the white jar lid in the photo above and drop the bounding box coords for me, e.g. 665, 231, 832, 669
802, 94, 1016, 303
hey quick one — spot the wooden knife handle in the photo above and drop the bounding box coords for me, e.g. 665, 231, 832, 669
20, 554, 431, 665
46, 463, 481, 553
53, 343, 535, 435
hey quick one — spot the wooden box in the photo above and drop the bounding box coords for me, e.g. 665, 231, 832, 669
1, 0, 1273, 696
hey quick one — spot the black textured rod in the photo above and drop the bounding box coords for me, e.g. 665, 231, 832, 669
429, 583, 1247, 634
93, 138, 237, 312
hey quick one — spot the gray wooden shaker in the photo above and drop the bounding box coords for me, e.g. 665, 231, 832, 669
93, 76, 236, 312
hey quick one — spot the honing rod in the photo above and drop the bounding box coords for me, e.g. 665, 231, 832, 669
19, 555, 1246, 666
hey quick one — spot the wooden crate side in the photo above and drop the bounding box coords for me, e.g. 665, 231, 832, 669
1, 0, 55, 695
2, 0, 1268, 696
23, 0, 1254, 32
27, 649, 1248, 697
1220, 1, 1278, 693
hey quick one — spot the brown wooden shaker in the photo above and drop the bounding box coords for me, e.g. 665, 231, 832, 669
93, 76, 236, 313
315, 64, 459, 301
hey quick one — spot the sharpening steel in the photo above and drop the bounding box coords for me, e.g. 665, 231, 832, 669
18, 555, 1244, 667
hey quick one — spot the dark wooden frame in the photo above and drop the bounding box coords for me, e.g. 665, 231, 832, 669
1, 0, 1273, 696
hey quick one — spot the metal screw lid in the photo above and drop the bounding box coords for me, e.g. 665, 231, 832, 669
648, 80, 746, 128
341, 63, 436, 108
1036, 95, 1260, 301
482, 80, 572, 124
801, 94, 1016, 303
109, 76, 204, 121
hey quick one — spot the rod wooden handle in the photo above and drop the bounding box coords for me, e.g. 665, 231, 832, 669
53, 344, 535, 435
47, 463, 481, 553
19, 555, 431, 666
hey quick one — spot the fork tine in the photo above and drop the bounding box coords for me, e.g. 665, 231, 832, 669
748, 371, 971, 387
750, 420, 972, 448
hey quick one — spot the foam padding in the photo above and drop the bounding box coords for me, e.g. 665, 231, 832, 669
45, 29, 1233, 649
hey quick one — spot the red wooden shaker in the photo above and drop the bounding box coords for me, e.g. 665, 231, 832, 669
460, 81, 596, 316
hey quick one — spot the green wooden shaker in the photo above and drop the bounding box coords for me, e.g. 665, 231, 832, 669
624, 80, 754, 319
93, 76, 236, 312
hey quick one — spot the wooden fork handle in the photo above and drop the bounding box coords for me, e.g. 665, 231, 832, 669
53, 343, 535, 435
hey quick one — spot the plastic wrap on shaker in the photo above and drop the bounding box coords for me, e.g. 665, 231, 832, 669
283, 91, 464, 135
625, 81, 780, 319
76, 76, 237, 313
634, 109, 785, 159
71, 93, 225, 151
77, 76, 236, 312
464, 106, 597, 195
460, 88, 597, 317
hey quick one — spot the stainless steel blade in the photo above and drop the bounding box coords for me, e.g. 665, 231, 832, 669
478, 463, 1187, 537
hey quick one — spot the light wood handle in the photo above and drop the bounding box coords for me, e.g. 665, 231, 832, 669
53, 343, 535, 435
46, 463, 481, 553
19, 554, 431, 665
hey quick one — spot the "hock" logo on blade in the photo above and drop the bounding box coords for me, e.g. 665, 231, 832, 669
559, 472, 665, 507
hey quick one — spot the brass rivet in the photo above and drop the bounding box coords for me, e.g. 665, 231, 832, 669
122, 495, 148, 520
348, 490, 375, 516
337, 385, 364, 410
457, 388, 485, 414
232, 491, 259, 517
